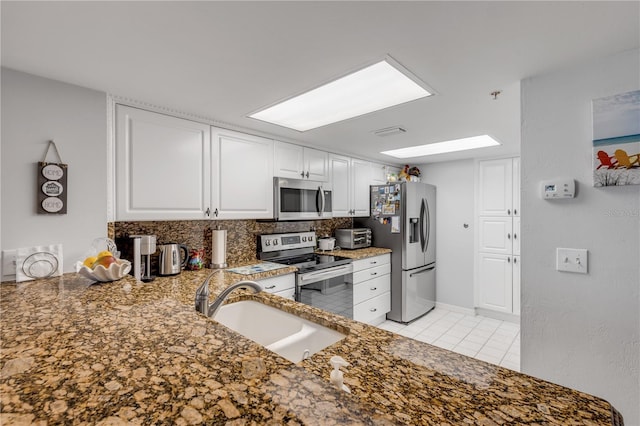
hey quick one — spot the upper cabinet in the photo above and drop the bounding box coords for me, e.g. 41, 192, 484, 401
370, 162, 389, 185
478, 158, 519, 217
274, 141, 329, 181
114, 103, 393, 221
211, 128, 274, 220
115, 105, 211, 220
329, 155, 371, 217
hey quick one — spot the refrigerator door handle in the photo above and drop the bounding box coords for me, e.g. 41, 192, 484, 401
424, 196, 431, 254
409, 265, 435, 277
419, 198, 427, 252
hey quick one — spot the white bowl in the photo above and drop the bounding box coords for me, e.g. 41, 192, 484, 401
77, 259, 132, 282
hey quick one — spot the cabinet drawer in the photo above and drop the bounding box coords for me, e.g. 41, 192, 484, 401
353, 274, 391, 305
354, 292, 391, 324
257, 274, 295, 294
352, 254, 390, 272
271, 288, 295, 300
353, 263, 390, 284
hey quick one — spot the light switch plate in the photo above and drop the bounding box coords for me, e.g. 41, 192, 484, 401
556, 248, 588, 274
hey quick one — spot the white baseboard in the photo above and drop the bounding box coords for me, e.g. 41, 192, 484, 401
435, 302, 475, 316
474, 307, 520, 323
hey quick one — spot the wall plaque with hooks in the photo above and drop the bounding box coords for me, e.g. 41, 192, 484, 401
37, 140, 67, 214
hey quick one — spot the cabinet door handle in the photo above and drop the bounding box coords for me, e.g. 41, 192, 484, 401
370, 308, 377, 312
370, 287, 377, 291
514, 209, 518, 215
507, 233, 511, 239
508, 257, 511, 263
513, 233, 517, 239
214, 208, 219, 217
205, 207, 210, 217
300, 171, 305, 178
508, 209, 511, 215
265, 285, 276, 289
371, 272, 377, 276
513, 258, 517, 264
370, 261, 377, 265
305, 171, 309, 178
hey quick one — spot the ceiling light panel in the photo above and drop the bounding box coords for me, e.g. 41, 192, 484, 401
381, 135, 501, 158
249, 59, 433, 131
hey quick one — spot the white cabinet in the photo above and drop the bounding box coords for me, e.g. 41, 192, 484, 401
351, 159, 372, 217
476, 157, 521, 316
274, 141, 329, 181
352, 254, 391, 325
115, 105, 211, 220
512, 256, 520, 315
211, 128, 273, 219
370, 163, 389, 184
478, 253, 513, 313
257, 273, 295, 300
478, 158, 514, 216
329, 154, 371, 217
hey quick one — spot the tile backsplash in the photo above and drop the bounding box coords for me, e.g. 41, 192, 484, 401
110, 218, 353, 266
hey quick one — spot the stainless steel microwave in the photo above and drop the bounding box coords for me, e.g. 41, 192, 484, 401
274, 177, 332, 221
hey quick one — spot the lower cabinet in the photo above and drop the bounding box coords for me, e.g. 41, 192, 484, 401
257, 274, 295, 300
477, 253, 519, 314
352, 254, 391, 325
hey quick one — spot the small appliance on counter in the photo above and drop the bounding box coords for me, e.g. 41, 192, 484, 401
318, 236, 336, 251
157, 243, 188, 276
132, 235, 156, 282
211, 228, 227, 269
335, 228, 372, 249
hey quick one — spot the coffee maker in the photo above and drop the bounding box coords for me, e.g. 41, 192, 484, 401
117, 235, 156, 282
133, 235, 156, 282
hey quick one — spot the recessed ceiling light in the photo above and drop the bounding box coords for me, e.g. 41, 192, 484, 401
381, 135, 501, 158
249, 57, 434, 132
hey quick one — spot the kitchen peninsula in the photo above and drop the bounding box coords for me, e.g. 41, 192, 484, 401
0, 267, 621, 425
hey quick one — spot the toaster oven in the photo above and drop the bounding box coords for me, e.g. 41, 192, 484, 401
335, 228, 372, 249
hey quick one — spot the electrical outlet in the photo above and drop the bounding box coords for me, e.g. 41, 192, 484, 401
2, 249, 18, 277
556, 248, 588, 274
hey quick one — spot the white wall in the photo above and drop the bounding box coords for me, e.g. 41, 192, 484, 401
521, 49, 639, 424
421, 160, 475, 309
1, 68, 107, 277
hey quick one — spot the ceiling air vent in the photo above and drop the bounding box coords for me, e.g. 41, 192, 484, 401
373, 126, 406, 137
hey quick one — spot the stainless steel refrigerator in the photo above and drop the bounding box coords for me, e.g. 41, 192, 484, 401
356, 182, 436, 323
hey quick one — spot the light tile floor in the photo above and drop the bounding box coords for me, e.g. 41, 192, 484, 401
376, 307, 521, 371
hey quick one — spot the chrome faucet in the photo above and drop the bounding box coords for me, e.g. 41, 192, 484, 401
195, 273, 262, 318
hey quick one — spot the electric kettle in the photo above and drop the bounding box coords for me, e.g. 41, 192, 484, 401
158, 243, 188, 276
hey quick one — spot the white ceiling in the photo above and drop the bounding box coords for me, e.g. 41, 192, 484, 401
2, 1, 638, 165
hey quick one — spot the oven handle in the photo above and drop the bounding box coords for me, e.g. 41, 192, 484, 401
298, 264, 353, 284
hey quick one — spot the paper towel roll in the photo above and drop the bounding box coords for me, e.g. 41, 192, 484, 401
211, 230, 228, 268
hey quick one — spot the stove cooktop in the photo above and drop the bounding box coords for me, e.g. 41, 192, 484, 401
270, 253, 352, 272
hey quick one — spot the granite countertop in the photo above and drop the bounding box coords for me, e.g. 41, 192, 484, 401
0, 257, 621, 425
315, 247, 392, 260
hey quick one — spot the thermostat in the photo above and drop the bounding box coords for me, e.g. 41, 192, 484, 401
541, 178, 575, 199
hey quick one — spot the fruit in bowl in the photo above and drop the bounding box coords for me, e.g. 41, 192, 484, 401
76, 251, 131, 282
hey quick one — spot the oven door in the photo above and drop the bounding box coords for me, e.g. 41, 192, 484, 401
296, 264, 353, 319
274, 177, 332, 220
